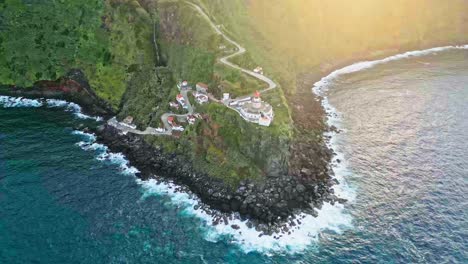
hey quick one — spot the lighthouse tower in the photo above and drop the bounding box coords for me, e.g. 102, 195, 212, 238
252, 91, 262, 108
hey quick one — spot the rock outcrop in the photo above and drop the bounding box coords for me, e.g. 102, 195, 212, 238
95, 124, 337, 224
0, 69, 114, 118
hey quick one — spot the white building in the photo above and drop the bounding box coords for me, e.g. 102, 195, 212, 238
177, 80, 189, 91
176, 94, 187, 108
253, 66, 264, 75
194, 92, 209, 104
121, 116, 137, 129
187, 115, 197, 125
258, 115, 272, 126
238, 91, 273, 126
172, 125, 184, 131
169, 101, 179, 109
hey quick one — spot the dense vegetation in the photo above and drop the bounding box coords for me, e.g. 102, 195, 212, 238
2, 0, 468, 187
0, 0, 107, 86
0, 0, 156, 108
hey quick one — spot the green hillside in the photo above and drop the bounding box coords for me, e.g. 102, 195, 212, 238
2, 0, 468, 187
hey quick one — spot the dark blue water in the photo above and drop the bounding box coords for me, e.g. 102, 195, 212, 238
1, 48, 467, 263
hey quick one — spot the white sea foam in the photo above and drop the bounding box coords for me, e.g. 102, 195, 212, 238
313, 44, 468, 95
137, 177, 353, 254
73, 130, 139, 175
303, 45, 468, 252
72, 130, 97, 142
0, 95, 101, 120
46, 99, 101, 120
0, 96, 44, 108
71, 126, 355, 253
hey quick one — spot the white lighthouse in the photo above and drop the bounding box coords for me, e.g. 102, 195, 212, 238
238, 90, 274, 126
252, 91, 262, 109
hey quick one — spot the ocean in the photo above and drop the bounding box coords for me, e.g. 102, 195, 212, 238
1, 46, 467, 263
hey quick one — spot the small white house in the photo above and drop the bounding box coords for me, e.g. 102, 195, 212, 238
121, 116, 137, 129
253, 66, 264, 75
223, 93, 230, 100
187, 115, 197, 125
172, 125, 184, 131
123, 116, 134, 124
169, 102, 179, 109
195, 93, 209, 104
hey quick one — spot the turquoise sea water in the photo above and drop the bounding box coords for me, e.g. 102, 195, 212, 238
1, 48, 467, 263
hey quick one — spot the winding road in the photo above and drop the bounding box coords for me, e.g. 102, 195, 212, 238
186, 1, 277, 93
109, 1, 278, 135
109, 89, 194, 135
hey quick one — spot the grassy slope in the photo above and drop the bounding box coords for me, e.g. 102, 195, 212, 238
195, 0, 468, 94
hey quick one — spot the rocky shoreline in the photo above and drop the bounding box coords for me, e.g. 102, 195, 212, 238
91, 124, 345, 233
0, 70, 114, 118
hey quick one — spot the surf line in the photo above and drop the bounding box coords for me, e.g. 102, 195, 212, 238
309, 45, 468, 254
0, 95, 102, 120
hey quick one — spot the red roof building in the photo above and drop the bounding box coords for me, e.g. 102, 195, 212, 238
167, 116, 174, 124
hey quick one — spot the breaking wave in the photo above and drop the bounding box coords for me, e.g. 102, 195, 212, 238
72, 130, 139, 175
307, 44, 468, 254
140, 178, 353, 254
0, 96, 102, 120
72, 128, 354, 254
313, 45, 468, 95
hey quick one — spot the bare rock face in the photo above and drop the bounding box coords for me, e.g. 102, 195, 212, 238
1, 69, 114, 117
